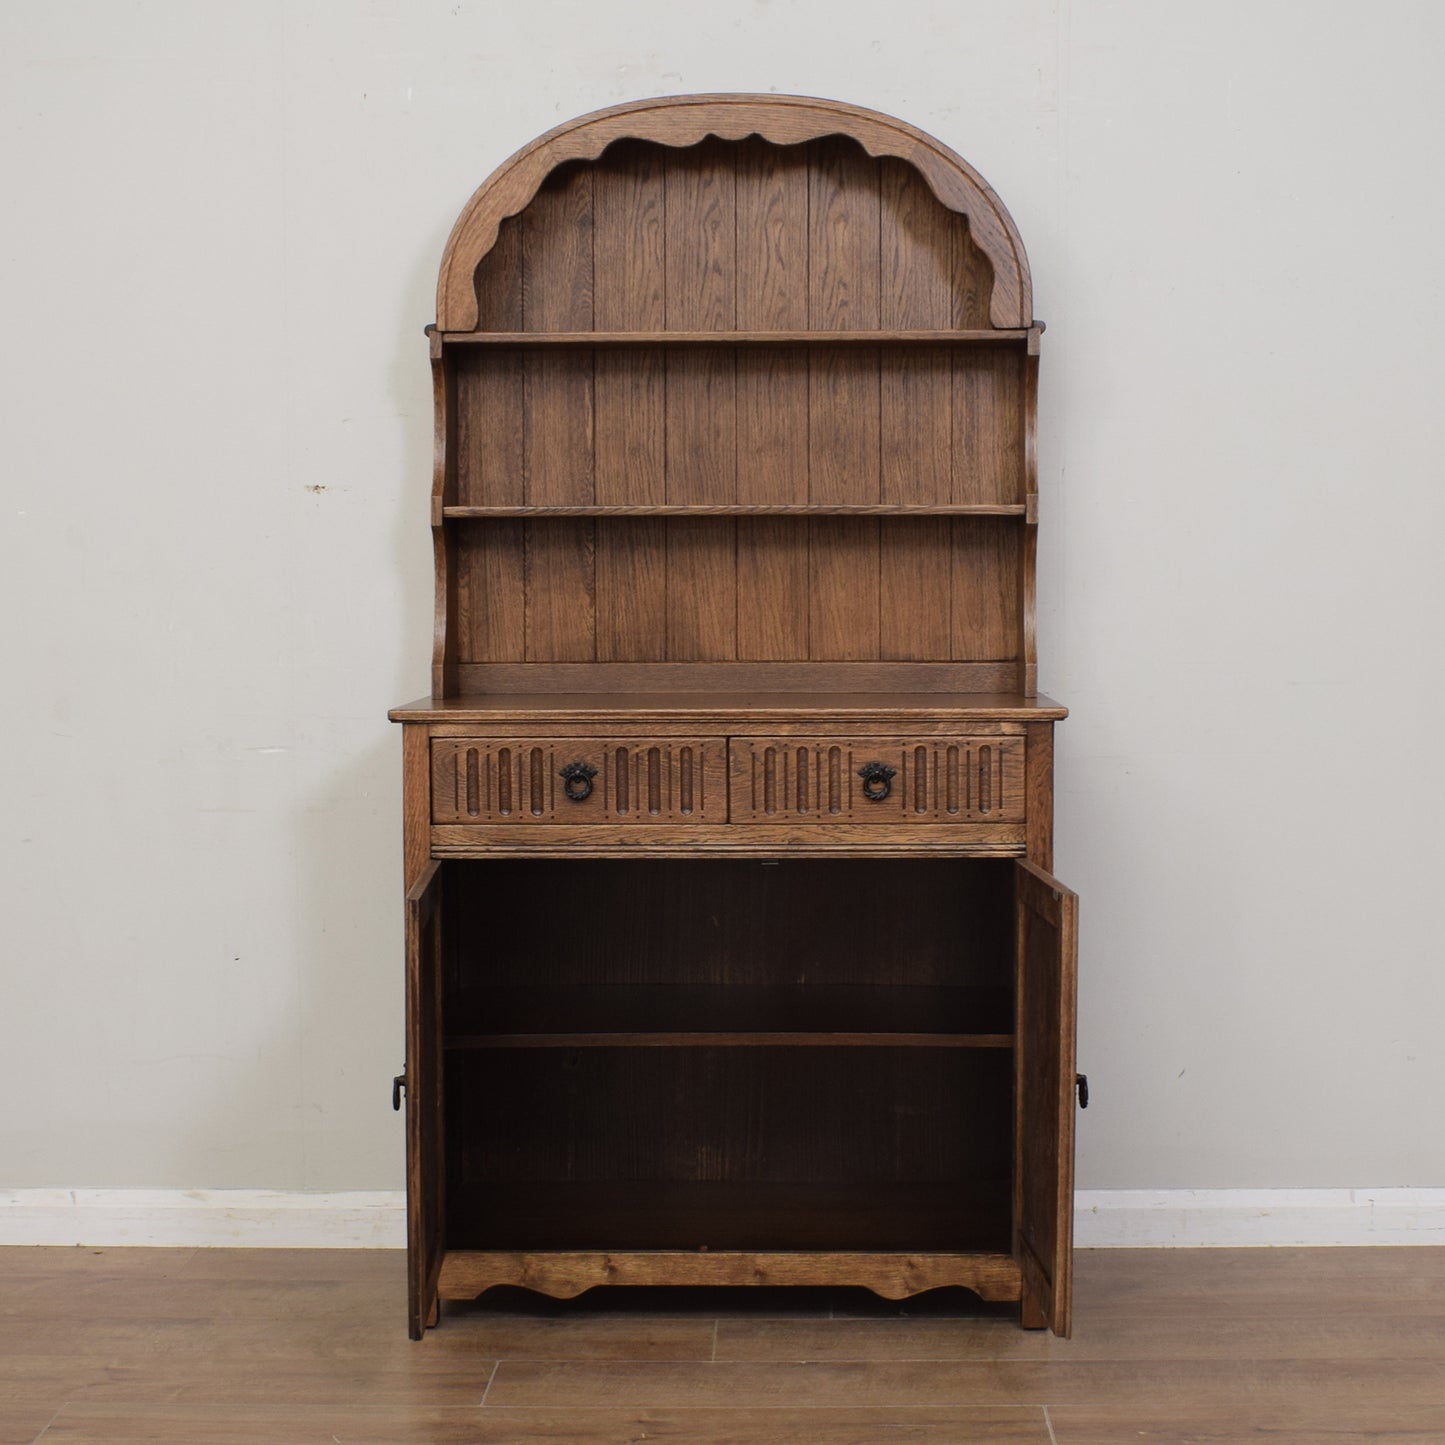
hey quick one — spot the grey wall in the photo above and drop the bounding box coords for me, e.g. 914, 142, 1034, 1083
3, 0, 1442, 1191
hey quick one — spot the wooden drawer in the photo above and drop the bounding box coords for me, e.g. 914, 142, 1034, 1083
432, 738, 726, 825
728, 737, 1026, 825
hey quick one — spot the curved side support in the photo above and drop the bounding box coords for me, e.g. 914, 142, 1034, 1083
437, 95, 1031, 332
428, 345, 455, 696
435, 1249, 1023, 1305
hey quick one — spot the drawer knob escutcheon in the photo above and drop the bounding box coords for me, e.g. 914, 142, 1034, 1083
857, 761, 897, 802
559, 760, 598, 802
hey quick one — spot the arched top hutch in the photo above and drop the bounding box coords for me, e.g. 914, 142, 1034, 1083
391, 95, 1080, 1341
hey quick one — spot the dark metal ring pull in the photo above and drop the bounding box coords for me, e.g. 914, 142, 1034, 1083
857, 761, 897, 802
1076, 1073, 1089, 1109
392, 1072, 406, 1112
560, 760, 598, 802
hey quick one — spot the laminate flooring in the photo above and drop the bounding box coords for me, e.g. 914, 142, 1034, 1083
2, 1246, 1443, 1443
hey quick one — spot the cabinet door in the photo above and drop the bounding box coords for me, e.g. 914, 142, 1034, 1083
1014, 859, 1079, 1336
405, 861, 445, 1339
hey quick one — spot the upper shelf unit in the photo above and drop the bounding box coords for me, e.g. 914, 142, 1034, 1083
428, 103, 1042, 695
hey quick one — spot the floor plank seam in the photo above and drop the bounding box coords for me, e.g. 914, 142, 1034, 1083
28, 1403, 65, 1445
1042, 1403, 1059, 1445
478, 1359, 500, 1407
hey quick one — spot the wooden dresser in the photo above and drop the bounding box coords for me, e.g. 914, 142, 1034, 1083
390, 94, 1081, 1339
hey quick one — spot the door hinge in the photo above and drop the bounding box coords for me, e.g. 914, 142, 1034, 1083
392, 1071, 406, 1112
1075, 1073, 1089, 1109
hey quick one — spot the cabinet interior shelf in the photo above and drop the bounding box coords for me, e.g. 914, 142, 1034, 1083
446, 1031, 1014, 1049
443, 982, 1013, 1043
442, 503, 1030, 519
436, 328, 1032, 347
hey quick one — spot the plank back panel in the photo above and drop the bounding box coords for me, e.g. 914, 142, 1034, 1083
442, 132, 1029, 687
453, 517, 1021, 668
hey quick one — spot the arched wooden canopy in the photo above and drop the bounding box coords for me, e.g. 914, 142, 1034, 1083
436, 93, 1033, 331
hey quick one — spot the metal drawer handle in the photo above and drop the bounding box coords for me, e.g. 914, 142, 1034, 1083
560, 761, 598, 802
858, 761, 897, 802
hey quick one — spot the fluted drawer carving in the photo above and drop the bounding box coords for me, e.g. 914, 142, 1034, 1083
729, 737, 1026, 825
432, 738, 726, 824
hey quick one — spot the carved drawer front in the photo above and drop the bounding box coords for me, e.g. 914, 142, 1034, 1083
728, 737, 1026, 825
431, 738, 726, 825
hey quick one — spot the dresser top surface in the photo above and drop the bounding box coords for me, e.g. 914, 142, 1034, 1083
389, 692, 1068, 724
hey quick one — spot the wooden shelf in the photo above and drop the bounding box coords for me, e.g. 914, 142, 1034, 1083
448, 1032, 1012, 1049
436, 328, 1032, 347
442, 503, 1029, 519
444, 983, 1013, 1043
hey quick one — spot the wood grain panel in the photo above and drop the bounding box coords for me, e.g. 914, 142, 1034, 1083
733, 141, 809, 623
665, 138, 736, 507
951, 519, 1020, 661
589, 146, 666, 656
666, 517, 737, 661
470, 211, 523, 329
452, 519, 524, 662
736, 518, 808, 660
595, 519, 666, 661
953, 348, 1025, 506
809, 517, 880, 659
523, 164, 594, 504
593, 142, 665, 506
454, 353, 524, 507
809, 139, 881, 508
874, 148, 954, 506
735, 137, 809, 505
953, 224, 997, 329
1015, 860, 1079, 1337
879, 516, 952, 659
524, 520, 595, 661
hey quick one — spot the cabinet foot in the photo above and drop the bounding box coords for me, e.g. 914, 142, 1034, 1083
1020, 1286, 1047, 1330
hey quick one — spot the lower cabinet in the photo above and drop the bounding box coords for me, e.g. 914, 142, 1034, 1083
403, 854, 1079, 1337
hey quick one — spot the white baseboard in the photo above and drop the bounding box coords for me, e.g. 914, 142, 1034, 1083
2, 1188, 1443, 1250
0, 1189, 406, 1248
1075, 1188, 1445, 1247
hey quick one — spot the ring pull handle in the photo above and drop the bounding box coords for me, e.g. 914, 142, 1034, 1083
560, 761, 598, 803
857, 761, 897, 803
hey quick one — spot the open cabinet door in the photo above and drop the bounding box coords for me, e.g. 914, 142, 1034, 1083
405, 861, 445, 1338
1014, 859, 1079, 1336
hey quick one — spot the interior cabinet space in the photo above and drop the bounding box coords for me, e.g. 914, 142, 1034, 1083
391, 95, 1079, 1340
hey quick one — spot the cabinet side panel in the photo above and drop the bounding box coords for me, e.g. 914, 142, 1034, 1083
951, 518, 1020, 661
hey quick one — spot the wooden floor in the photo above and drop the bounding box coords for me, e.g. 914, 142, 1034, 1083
2, 1247, 1444, 1443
